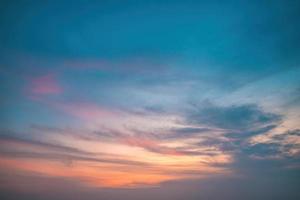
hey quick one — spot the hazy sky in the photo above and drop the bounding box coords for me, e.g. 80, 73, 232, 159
0, 1, 300, 200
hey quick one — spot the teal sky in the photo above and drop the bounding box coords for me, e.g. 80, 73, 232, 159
0, 1, 300, 200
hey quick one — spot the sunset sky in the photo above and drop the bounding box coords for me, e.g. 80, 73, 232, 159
0, 1, 300, 200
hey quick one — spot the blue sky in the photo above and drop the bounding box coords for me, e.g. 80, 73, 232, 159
0, 1, 300, 200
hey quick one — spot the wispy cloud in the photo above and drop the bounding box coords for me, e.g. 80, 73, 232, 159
0, 130, 230, 188
56, 102, 121, 121
26, 73, 62, 97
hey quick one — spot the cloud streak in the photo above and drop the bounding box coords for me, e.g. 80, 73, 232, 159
27, 73, 62, 96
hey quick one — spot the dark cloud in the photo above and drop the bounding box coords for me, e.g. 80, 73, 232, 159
183, 103, 282, 153
187, 103, 281, 131
225, 124, 278, 139
184, 103, 300, 176
243, 143, 281, 157
250, 129, 300, 158
272, 129, 300, 141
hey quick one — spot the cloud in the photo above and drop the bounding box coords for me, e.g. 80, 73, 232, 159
225, 124, 278, 140
0, 129, 230, 188
187, 103, 281, 131
272, 129, 300, 140
30, 124, 219, 157
181, 103, 283, 154
251, 129, 300, 158
0, 133, 93, 156
29, 100, 124, 127
0, 133, 149, 167
119, 134, 218, 157
56, 102, 120, 121
152, 126, 221, 141
120, 136, 183, 156
172, 127, 212, 134
182, 103, 300, 171
27, 73, 62, 96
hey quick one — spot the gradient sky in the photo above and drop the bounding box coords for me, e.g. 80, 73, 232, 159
0, 1, 300, 200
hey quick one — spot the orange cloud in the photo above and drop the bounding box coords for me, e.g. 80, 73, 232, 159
0, 157, 176, 188
120, 136, 183, 156
0, 134, 232, 188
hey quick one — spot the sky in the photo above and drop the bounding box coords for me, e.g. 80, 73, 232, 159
0, 0, 300, 200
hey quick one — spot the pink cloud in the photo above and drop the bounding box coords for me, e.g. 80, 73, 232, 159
28, 74, 62, 96
56, 102, 119, 121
